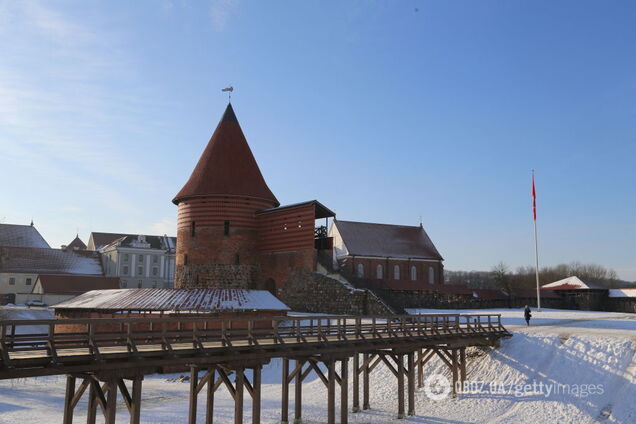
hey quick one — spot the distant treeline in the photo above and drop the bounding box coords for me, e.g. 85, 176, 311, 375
445, 262, 634, 293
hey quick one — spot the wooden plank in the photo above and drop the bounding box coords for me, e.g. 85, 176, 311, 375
130, 378, 142, 424
407, 352, 415, 416
352, 354, 359, 413
189, 367, 198, 424
234, 368, 244, 424
451, 349, 458, 397
62, 375, 75, 424
294, 361, 302, 424
397, 354, 405, 419
281, 358, 289, 424
340, 359, 348, 424
327, 361, 335, 424
206, 367, 216, 424
252, 365, 261, 424
104, 379, 118, 424
363, 353, 370, 410
87, 379, 98, 424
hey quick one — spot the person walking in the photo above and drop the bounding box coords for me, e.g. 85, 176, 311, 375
524, 305, 532, 326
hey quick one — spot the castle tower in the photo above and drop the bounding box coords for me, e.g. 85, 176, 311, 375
173, 104, 279, 289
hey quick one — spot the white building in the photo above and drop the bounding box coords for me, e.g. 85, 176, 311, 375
88, 232, 176, 289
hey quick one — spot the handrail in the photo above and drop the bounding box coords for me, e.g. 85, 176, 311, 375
0, 313, 467, 327
0, 313, 509, 369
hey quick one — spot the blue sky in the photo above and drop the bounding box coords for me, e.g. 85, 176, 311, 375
1, 1, 634, 280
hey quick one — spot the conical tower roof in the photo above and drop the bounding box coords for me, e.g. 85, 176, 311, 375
173, 104, 279, 206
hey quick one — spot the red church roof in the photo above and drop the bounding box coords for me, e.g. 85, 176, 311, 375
173, 104, 279, 206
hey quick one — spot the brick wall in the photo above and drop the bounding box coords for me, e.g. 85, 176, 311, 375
259, 248, 316, 293
344, 257, 444, 285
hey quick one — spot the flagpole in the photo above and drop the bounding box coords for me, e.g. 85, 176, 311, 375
532, 169, 541, 311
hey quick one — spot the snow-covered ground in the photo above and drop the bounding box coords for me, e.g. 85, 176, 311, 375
1, 308, 636, 423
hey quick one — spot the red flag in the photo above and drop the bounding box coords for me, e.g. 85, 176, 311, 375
532, 173, 537, 221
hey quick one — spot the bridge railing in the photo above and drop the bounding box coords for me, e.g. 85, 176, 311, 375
0, 313, 508, 363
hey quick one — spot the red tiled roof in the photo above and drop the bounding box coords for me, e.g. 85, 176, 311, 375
335, 220, 443, 260
36, 274, 120, 294
173, 104, 279, 206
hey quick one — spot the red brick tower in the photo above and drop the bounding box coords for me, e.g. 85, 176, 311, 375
173, 104, 279, 289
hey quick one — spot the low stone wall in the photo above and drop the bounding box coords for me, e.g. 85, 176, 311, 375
375, 289, 566, 311
280, 271, 393, 315
175, 264, 260, 289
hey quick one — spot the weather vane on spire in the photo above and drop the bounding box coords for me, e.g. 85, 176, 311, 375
222, 86, 234, 102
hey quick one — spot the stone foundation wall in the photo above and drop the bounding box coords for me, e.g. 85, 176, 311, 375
175, 264, 260, 289
280, 271, 393, 315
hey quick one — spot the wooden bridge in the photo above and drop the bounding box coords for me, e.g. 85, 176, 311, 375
0, 313, 510, 424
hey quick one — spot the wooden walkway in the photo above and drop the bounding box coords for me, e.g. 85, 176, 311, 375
0, 313, 510, 424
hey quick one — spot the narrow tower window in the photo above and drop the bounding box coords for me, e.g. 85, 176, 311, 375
429, 266, 435, 284
394, 265, 400, 280
191, 221, 196, 237
410, 266, 417, 281
357, 263, 364, 278
376, 264, 383, 279
224, 220, 230, 236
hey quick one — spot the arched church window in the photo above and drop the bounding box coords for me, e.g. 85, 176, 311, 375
376, 264, 383, 279
394, 265, 400, 280
411, 266, 417, 281
429, 267, 435, 284
357, 263, 364, 278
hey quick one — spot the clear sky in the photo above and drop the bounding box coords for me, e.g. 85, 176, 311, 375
1, 1, 634, 280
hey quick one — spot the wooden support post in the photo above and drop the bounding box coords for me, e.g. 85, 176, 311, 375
130, 377, 142, 424
340, 359, 348, 424
460, 347, 467, 387
281, 358, 289, 424
417, 349, 424, 388
362, 353, 370, 410
206, 367, 216, 424
407, 352, 415, 416
63, 376, 76, 424
396, 354, 405, 419
327, 361, 336, 424
451, 349, 458, 398
235, 368, 244, 424
352, 354, 359, 413
87, 380, 98, 424
104, 379, 118, 424
189, 367, 199, 424
293, 360, 302, 424
253, 365, 262, 424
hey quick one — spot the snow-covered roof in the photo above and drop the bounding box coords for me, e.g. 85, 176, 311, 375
541, 276, 606, 290
88, 232, 176, 251
333, 220, 443, 260
0, 224, 50, 248
0, 246, 103, 275
53, 288, 290, 312
608, 289, 636, 298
